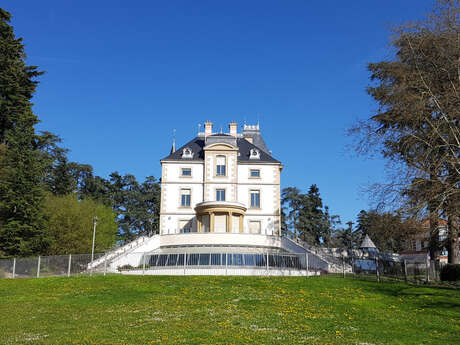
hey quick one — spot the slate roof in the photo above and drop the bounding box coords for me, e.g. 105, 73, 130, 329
161, 136, 280, 163
242, 129, 269, 153
360, 234, 377, 249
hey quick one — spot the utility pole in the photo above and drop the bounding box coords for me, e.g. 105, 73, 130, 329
91, 216, 98, 276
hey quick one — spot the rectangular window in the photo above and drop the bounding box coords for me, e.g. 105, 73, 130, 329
201, 214, 210, 232
214, 214, 227, 233
179, 220, 191, 233
250, 169, 260, 178
216, 189, 226, 201
181, 168, 191, 176
232, 215, 240, 233
250, 190, 260, 208
216, 156, 226, 176
180, 189, 191, 207
249, 221, 261, 234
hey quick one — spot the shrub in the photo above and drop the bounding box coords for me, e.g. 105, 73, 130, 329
117, 264, 133, 272
440, 264, 460, 281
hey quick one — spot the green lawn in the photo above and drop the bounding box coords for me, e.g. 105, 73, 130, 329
0, 275, 459, 345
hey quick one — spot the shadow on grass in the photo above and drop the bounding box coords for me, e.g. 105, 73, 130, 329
339, 277, 460, 313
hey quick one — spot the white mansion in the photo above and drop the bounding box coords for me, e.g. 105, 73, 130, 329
96, 121, 326, 275
160, 121, 282, 237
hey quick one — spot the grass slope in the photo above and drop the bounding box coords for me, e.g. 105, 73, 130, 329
0, 275, 459, 345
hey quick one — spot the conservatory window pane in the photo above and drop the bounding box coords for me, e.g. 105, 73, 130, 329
244, 254, 255, 266
211, 254, 221, 265
187, 254, 199, 266
199, 254, 210, 266
233, 254, 244, 266
177, 254, 184, 266
254, 254, 265, 267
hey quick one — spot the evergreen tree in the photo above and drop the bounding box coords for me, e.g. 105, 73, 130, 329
355, 210, 371, 244
108, 172, 161, 242
0, 9, 48, 256
305, 184, 327, 244
37, 131, 97, 197
282, 185, 338, 246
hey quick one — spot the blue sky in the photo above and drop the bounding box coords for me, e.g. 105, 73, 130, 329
3, 0, 432, 225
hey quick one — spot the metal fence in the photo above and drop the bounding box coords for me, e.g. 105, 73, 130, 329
332, 253, 446, 284
0, 251, 329, 278
1, 248, 447, 282
0, 253, 106, 279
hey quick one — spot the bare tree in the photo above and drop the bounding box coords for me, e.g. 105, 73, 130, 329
350, 0, 459, 263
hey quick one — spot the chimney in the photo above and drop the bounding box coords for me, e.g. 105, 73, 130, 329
204, 121, 213, 136
229, 121, 237, 137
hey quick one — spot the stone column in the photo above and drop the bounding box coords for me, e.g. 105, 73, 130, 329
210, 213, 215, 233
228, 212, 233, 233
239, 215, 244, 233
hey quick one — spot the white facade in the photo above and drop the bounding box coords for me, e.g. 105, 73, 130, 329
159, 122, 282, 238
93, 124, 333, 275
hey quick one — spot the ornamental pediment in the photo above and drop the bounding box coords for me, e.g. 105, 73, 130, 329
203, 143, 237, 151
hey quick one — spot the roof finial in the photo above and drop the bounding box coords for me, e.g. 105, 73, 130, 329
198, 123, 201, 135
170, 129, 176, 154
219, 125, 223, 134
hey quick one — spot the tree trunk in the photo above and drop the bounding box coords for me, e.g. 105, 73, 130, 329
428, 204, 440, 261
447, 213, 459, 264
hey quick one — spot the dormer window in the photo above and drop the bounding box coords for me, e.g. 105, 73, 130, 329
182, 147, 194, 159
249, 148, 260, 159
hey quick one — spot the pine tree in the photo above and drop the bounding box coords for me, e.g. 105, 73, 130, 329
0, 9, 48, 256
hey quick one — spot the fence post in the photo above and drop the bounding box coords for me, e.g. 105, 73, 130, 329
266, 252, 269, 276
305, 253, 308, 277
184, 253, 187, 275
12, 258, 16, 279
67, 254, 72, 277
404, 259, 407, 283
342, 255, 345, 278
142, 252, 146, 276
103, 254, 107, 276
425, 256, 430, 282
375, 257, 380, 283
351, 252, 354, 278
225, 253, 228, 276
37, 256, 41, 278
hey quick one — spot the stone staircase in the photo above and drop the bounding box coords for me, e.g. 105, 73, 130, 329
89, 235, 158, 271
286, 236, 353, 273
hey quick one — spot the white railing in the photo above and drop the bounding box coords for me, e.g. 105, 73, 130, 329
88, 235, 155, 269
